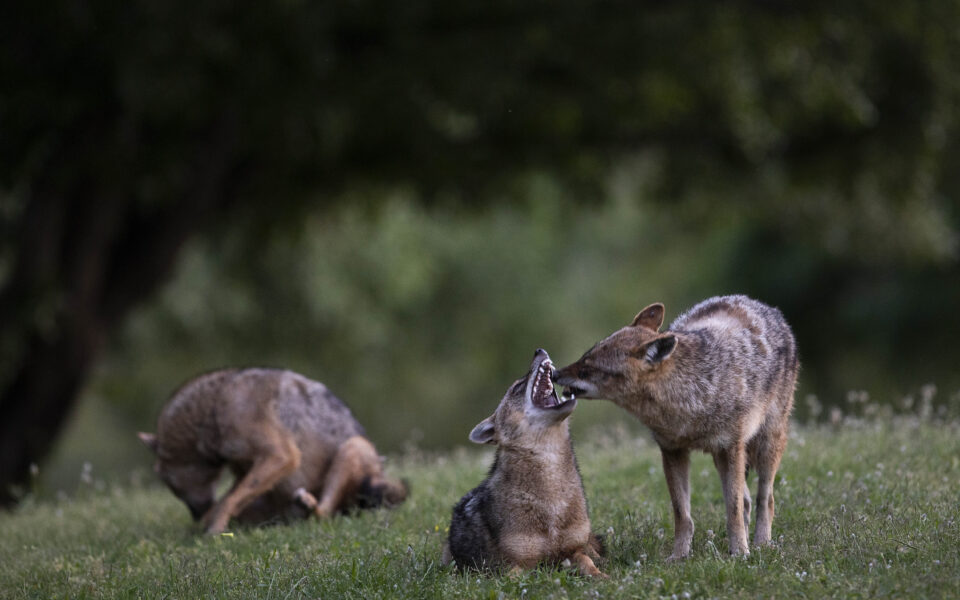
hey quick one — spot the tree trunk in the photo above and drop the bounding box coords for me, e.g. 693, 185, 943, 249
0, 118, 237, 507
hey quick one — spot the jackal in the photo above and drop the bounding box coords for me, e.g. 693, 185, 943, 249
554, 295, 797, 558
138, 368, 408, 534
441, 349, 606, 577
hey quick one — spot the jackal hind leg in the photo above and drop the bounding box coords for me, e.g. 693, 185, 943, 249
752, 430, 786, 547
713, 444, 750, 556
202, 438, 301, 534
661, 447, 694, 561
571, 548, 607, 578
312, 436, 379, 518
742, 466, 752, 532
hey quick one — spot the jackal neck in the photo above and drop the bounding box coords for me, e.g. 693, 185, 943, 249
499, 419, 573, 453
494, 426, 577, 478
627, 331, 720, 430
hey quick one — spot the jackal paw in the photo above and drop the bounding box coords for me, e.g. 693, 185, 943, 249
752, 533, 774, 547
203, 519, 229, 535
585, 567, 609, 579
200, 508, 230, 535
293, 487, 318, 511
506, 565, 525, 578
666, 552, 689, 563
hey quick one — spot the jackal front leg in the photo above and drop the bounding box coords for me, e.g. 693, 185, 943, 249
713, 443, 750, 556
203, 441, 301, 534
660, 446, 694, 561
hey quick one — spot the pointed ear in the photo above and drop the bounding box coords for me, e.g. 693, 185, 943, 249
631, 303, 665, 331
638, 334, 677, 365
137, 432, 158, 453
468, 416, 496, 445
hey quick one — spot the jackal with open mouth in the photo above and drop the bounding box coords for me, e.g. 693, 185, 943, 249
442, 349, 605, 577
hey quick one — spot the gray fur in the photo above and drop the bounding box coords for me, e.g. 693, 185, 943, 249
555, 295, 798, 558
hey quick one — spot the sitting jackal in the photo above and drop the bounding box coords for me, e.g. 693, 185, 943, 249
442, 349, 605, 577
138, 368, 408, 534
554, 295, 798, 558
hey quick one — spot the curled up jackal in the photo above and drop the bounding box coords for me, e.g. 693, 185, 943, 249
442, 349, 606, 577
554, 295, 798, 559
138, 368, 408, 534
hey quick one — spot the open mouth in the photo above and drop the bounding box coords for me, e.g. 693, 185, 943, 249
530, 357, 574, 410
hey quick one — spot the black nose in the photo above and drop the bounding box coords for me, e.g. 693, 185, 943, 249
535, 348, 547, 356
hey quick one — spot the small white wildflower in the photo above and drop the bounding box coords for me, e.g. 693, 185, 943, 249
830, 407, 843, 425
80, 462, 93, 485
706, 529, 715, 540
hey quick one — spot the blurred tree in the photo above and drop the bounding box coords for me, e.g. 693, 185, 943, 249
2, 0, 959, 503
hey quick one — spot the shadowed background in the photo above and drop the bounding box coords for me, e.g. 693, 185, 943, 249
1, 1, 958, 499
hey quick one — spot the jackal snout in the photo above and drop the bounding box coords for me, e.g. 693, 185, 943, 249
469, 349, 576, 446
554, 303, 676, 402
356, 475, 410, 509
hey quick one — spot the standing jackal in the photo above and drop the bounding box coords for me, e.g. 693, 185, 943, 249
554, 295, 797, 558
138, 368, 408, 534
442, 349, 606, 577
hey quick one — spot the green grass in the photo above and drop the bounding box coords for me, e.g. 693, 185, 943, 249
2, 418, 958, 599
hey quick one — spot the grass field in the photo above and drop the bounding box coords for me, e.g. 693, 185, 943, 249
2, 415, 958, 599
